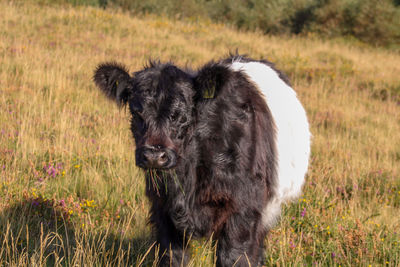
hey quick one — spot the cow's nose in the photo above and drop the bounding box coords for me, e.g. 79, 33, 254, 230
136, 146, 177, 169
143, 149, 168, 167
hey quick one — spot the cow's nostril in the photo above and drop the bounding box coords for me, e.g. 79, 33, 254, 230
158, 152, 168, 165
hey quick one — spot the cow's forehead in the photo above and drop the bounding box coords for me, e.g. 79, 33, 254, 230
132, 65, 193, 105
133, 68, 161, 93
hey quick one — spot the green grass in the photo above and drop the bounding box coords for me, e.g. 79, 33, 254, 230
0, 0, 399, 266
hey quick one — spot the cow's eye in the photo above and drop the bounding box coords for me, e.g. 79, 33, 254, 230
170, 112, 179, 122
132, 110, 143, 121
131, 111, 145, 133
179, 116, 187, 124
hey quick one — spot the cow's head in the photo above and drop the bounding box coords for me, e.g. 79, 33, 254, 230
94, 62, 195, 169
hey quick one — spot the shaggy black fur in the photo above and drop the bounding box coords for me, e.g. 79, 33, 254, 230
93, 56, 278, 267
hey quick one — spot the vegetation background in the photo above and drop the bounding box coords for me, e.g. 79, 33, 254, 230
0, 0, 399, 266
39, 0, 400, 48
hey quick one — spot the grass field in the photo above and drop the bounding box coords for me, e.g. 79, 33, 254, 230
1, 0, 399, 266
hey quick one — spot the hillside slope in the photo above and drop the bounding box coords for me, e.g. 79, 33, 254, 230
0, 1, 399, 266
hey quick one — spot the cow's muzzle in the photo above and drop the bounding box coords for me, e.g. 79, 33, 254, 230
136, 145, 177, 169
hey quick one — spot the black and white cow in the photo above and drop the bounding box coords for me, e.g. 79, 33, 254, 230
93, 55, 311, 267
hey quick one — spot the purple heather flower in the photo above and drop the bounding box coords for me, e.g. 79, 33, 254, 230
56, 163, 63, 170
301, 207, 306, 217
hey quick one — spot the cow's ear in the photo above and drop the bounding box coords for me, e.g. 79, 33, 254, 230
194, 63, 231, 100
93, 62, 133, 106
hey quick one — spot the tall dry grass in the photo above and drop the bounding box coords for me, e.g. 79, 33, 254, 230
0, 0, 399, 265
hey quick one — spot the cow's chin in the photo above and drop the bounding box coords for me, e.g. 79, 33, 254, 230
140, 166, 176, 171
136, 160, 178, 170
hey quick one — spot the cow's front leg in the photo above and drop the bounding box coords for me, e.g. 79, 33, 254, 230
156, 215, 190, 267
216, 211, 267, 267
